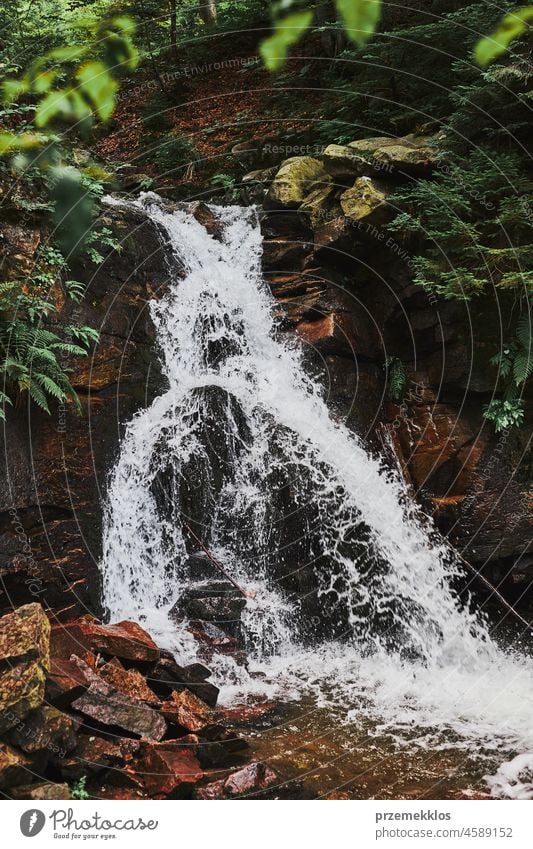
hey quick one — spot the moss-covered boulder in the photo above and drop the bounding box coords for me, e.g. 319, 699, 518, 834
266, 157, 331, 208
0, 604, 50, 732
372, 143, 438, 175
322, 144, 371, 180
340, 177, 392, 227
299, 184, 339, 228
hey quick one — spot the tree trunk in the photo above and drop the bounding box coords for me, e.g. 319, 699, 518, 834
315, 0, 345, 57
198, 0, 217, 26
169, 0, 178, 60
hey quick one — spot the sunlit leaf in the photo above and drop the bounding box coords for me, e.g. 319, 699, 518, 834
335, 0, 382, 46
474, 6, 533, 65
3, 78, 27, 103
77, 61, 118, 121
0, 131, 43, 154
35, 90, 73, 126
260, 10, 313, 71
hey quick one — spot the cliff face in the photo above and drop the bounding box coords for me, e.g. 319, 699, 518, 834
0, 205, 169, 619
255, 134, 532, 598
0, 166, 531, 623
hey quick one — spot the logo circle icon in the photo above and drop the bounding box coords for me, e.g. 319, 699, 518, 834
20, 810, 46, 837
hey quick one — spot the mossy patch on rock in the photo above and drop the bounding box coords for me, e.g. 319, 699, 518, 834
267, 157, 331, 208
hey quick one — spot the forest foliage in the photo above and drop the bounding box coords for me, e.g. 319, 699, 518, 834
0, 1, 531, 426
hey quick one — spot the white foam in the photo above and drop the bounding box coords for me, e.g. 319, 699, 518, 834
100, 195, 533, 782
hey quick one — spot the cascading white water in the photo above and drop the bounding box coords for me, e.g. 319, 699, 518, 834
101, 194, 533, 779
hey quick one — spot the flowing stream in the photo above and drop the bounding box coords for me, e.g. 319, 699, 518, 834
100, 195, 533, 797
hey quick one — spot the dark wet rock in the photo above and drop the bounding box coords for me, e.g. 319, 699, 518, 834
170, 580, 247, 626
0, 742, 33, 789
45, 658, 89, 708
70, 658, 167, 740
195, 724, 249, 768
146, 655, 219, 707
0, 205, 168, 620
6, 705, 79, 756
151, 386, 251, 546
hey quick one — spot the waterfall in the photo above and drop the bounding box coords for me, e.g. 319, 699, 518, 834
101, 194, 533, 758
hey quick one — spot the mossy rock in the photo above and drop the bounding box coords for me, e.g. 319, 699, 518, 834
266, 157, 331, 208
340, 178, 392, 226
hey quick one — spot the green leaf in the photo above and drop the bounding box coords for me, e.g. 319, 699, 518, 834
3, 78, 27, 103
50, 166, 95, 255
0, 131, 43, 154
335, 0, 382, 47
35, 90, 74, 127
77, 61, 118, 121
260, 11, 314, 71
474, 6, 533, 65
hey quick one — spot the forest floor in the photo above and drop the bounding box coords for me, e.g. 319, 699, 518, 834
94, 29, 324, 197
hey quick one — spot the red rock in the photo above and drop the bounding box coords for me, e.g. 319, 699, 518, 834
196, 761, 278, 799
45, 658, 89, 707
70, 658, 167, 740
0, 603, 50, 665
51, 620, 159, 663
160, 689, 214, 732
196, 724, 250, 768
99, 658, 160, 705
136, 742, 203, 796
0, 604, 50, 732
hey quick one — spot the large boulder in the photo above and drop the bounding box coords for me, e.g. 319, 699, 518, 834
266, 157, 331, 208
0, 603, 50, 665
0, 603, 50, 732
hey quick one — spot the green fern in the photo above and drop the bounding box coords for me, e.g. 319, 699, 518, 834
0, 271, 98, 419
484, 309, 532, 430
385, 356, 408, 402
